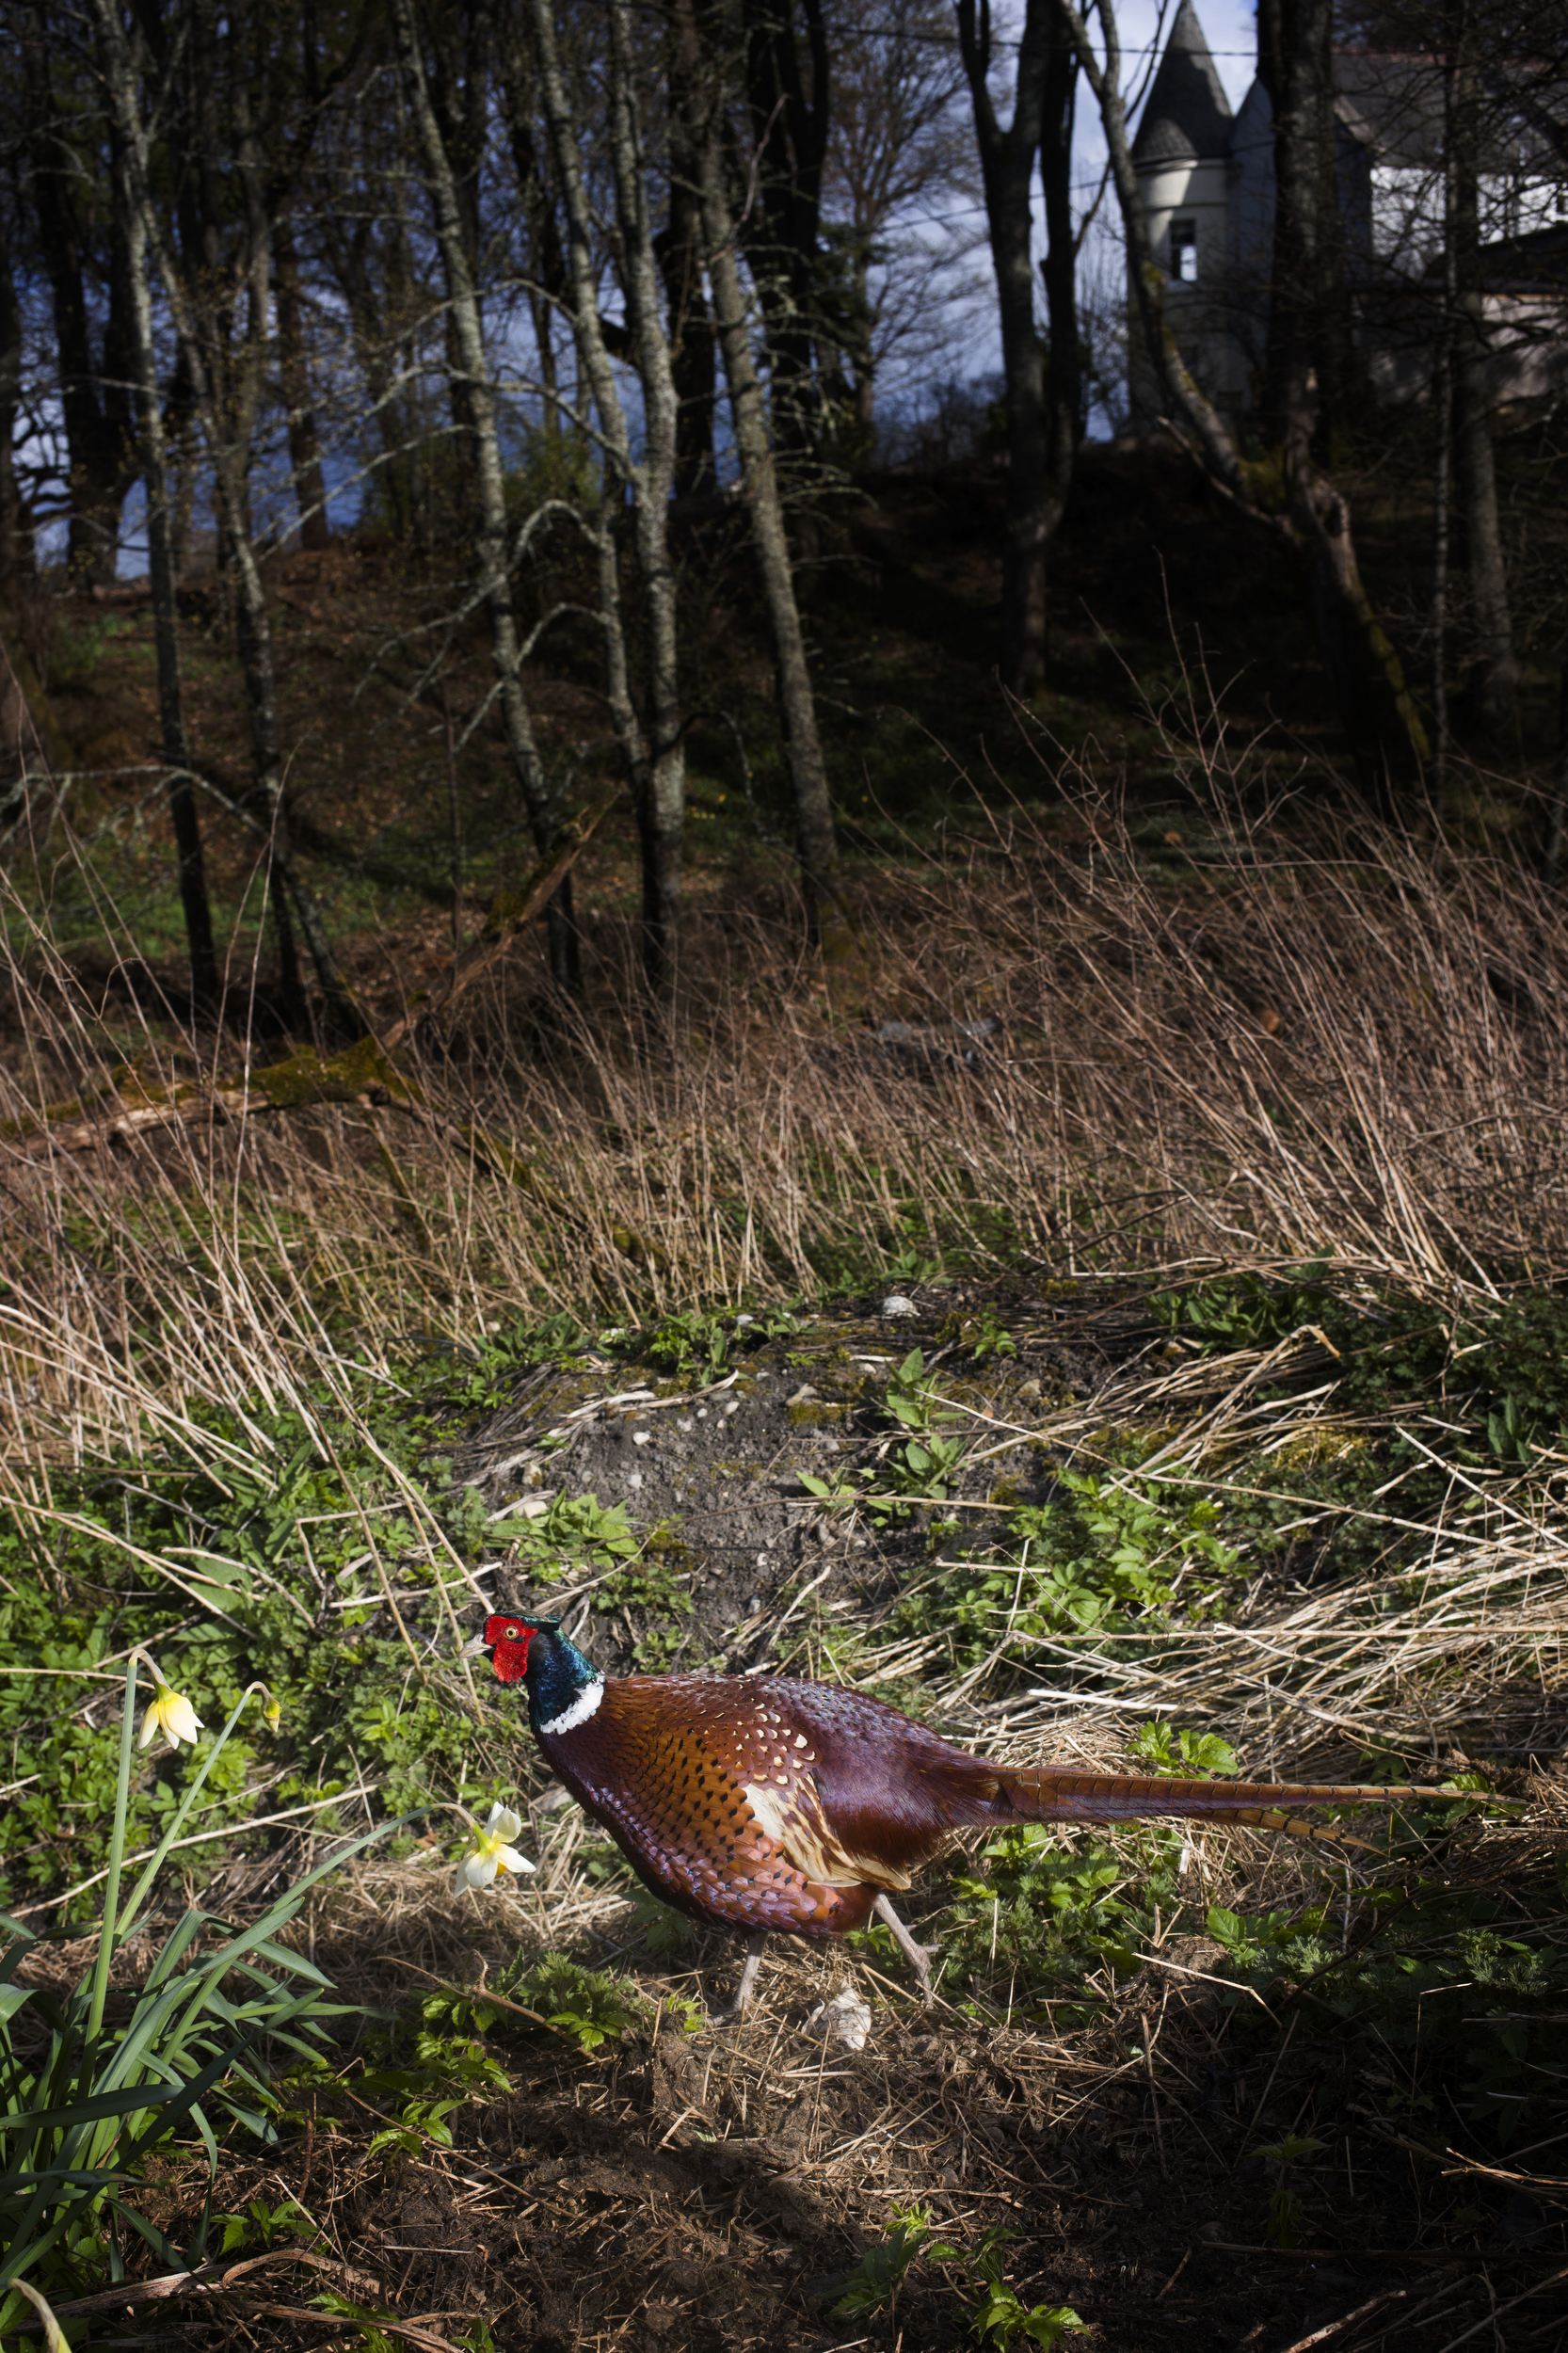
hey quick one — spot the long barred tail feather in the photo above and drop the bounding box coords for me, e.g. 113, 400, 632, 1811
980, 1768, 1489, 1847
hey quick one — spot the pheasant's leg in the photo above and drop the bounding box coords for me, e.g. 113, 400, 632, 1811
873, 1894, 938, 2003
718, 1931, 768, 2021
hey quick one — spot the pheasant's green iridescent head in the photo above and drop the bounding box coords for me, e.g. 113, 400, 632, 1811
480, 1614, 604, 1737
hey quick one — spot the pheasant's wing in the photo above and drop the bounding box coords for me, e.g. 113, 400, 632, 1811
545, 1674, 888, 1934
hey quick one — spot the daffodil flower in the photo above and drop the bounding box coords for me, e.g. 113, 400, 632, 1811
456, 1802, 536, 1893
138, 1673, 204, 1753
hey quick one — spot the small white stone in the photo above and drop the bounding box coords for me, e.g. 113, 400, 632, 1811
628, 1470, 644, 1489
632, 1429, 652, 1446
805, 1989, 872, 2051
881, 1294, 917, 1318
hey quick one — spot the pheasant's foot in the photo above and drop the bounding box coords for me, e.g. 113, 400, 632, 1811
716, 1930, 768, 2021
873, 1893, 938, 2005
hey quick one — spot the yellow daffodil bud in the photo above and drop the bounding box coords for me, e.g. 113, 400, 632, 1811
455, 1802, 536, 1894
264, 1697, 281, 1732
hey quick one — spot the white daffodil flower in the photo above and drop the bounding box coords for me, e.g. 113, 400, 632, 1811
456, 1802, 537, 1894
138, 1681, 204, 1752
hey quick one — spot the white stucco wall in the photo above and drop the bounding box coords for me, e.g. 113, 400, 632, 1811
1136, 156, 1245, 405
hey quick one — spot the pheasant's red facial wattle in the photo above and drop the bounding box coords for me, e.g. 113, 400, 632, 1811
483, 1615, 536, 1684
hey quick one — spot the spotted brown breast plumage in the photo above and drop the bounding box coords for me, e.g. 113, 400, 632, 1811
475, 1612, 1485, 2015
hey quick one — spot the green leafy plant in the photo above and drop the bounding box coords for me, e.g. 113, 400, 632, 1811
826, 2211, 1084, 2348
215, 2194, 315, 2254
1151, 1265, 1334, 1353
885, 1349, 963, 1437
487, 1953, 655, 2053
512, 1492, 639, 1584
969, 1308, 1018, 1366
938, 1826, 1154, 1985
894, 1471, 1242, 1676
828, 2203, 963, 2317
970, 2279, 1086, 2349
588, 1529, 695, 1667
1206, 1900, 1332, 1980
1253, 2134, 1325, 2248
647, 1309, 733, 1385
1128, 1722, 1240, 1776
1486, 1392, 1534, 1465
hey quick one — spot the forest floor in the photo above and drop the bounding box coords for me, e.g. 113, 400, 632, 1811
4, 1277, 1566, 2353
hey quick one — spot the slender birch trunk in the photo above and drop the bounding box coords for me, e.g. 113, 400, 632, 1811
528, 0, 687, 1000
956, 0, 1052, 695
1448, 17, 1517, 725
389, 0, 580, 992
92, 0, 350, 1037
274, 212, 331, 551
677, 3, 846, 952
107, 97, 218, 1016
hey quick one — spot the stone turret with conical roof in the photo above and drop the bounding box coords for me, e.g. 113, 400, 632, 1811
1132, 0, 1235, 168
1128, 0, 1242, 421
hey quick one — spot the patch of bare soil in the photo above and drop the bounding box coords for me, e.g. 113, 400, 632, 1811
448, 1280, 1158, 1678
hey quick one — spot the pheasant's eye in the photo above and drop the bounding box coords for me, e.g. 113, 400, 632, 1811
508, 1625, 521, 1639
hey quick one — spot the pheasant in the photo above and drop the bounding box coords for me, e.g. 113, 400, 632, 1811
474, 1612, 1478, 2016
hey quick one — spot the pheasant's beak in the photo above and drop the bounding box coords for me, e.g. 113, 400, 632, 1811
460, 1630, 491, 1660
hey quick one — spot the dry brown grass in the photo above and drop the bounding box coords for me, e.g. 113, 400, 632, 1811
4, 738, 1568, 1476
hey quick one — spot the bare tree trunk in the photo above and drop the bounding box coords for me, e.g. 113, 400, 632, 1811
273, 211, 331, 552
1039, 27, 1080, 567
1432, 43, 1458, 803
108, 95, 219, 1017
741, 0, 832, 461
1448, 18, 1517, 726
0, 215, 30, 592
956, 0, 1053, 696
660, 16, 718, 501
680, 5, 847, 953
92, 0, 351, 1039
1052, 0, 1427, 802
26, 20, 137, 586
1258, 0, 1357, 451
604, 0, 686, 995
390, 0, 579, 993
527, 0, 688, 1002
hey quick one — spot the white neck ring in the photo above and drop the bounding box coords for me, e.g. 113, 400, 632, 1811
539, 1675, 604, 1737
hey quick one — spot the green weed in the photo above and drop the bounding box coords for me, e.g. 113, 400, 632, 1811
1253, 2134, 1325, 2249
825, 2207, 1084, 2347
893, 1472, 1241, 1682
214, 2194, 316, 2254
1128, 1722, 1240, 1776
510, 1492, 640, 1585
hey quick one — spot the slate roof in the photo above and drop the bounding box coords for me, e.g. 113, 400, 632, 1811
1131, 0, 1234, 168
1334, 52, 1444, 168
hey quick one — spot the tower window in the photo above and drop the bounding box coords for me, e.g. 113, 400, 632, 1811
1171, 219, 1198, 281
